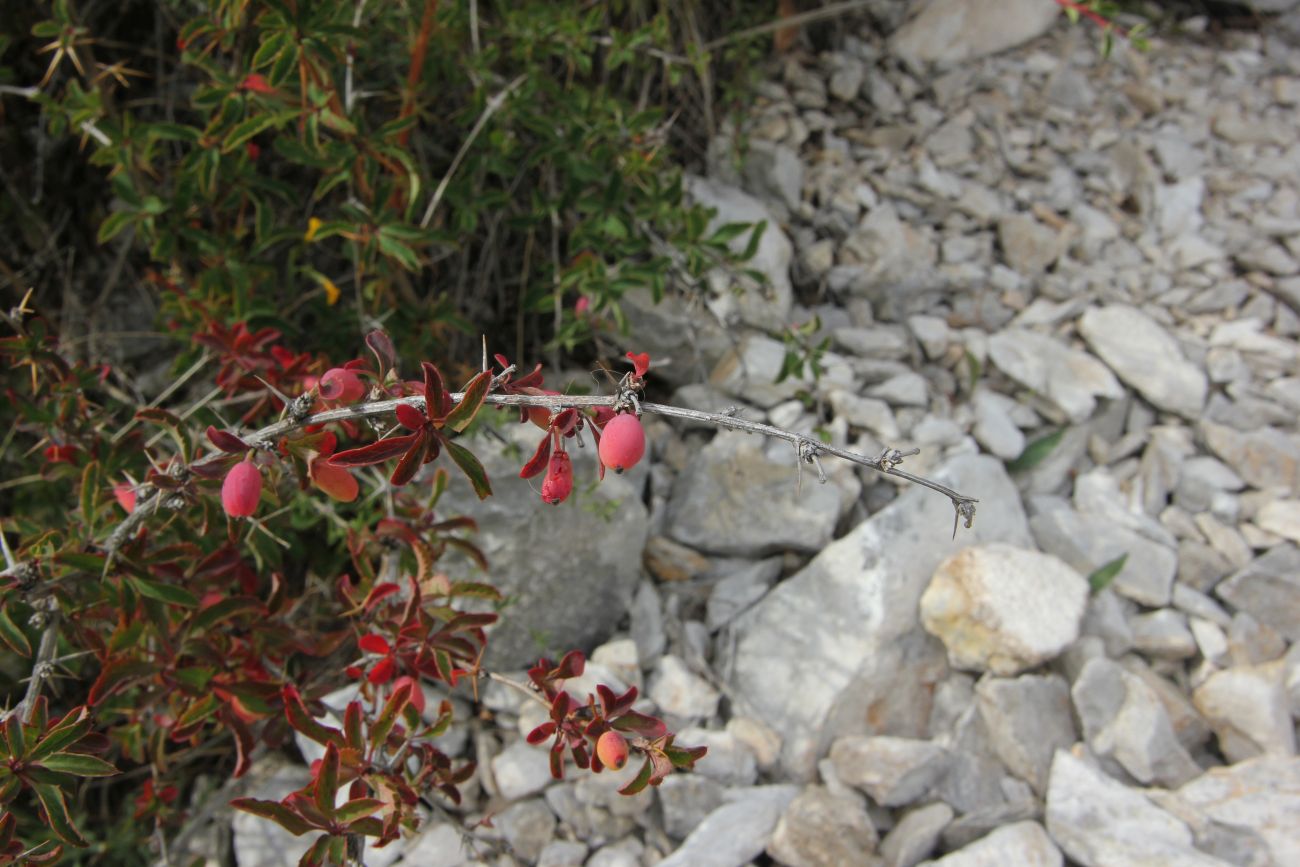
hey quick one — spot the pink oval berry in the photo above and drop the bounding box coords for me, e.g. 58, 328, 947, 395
598, 413, 645, 474
540, 451, 573, 505
221, 459, 263, 517
596, 730, 629, 771
319, 367, 365, 404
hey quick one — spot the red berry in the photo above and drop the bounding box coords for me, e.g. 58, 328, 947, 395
221, 460, 262, 517
540, 451, 573, 505
596, 730, 629, 771
319, 367, 365, 404
598, 413, 645, 473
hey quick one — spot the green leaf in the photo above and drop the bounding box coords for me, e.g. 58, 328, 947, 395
33, 783, 87, 847
617, 757, 655, 796
314, 742, 339, 818
4, 714, 25, 759
126, 576, 199, 608
251, 30, 290, 69
1006, 429, 1065, 473
442, 370, 491, 432
38, 752, 119, 778
231, 798, 316, 836
0, 605, 31, 657
444, 440, 491, 500
192, 597, 262, 631
96, 211, 135, 245
334, 798, 383, 825
222, 111, 295, 154
174, 693, 221, 730
376, 230, 421, 271
1087, 553, 1129, 594
369, 681, 411, 749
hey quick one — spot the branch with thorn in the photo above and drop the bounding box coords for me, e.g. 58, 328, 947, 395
102, 386, 978, 553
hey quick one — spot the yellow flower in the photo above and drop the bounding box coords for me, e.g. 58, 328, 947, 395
311, 273, 340, 305
304, 217, 323, 242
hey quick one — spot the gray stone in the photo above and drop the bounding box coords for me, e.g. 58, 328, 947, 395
617, 287, 730, 387
1201, 421, 1300, 494
1257, 500, 1300, 544
658, 773, 725, 839
1130, 609, 1198, 660
587, 836, 643, 867
494, 799, 557, 864
929, 822, 1062, 867
743, 140, 804, 214
987, 329, 1123, 423
828, 390, 900, 440
879, 802, 952, 867
400, 822, 480, 867
665, 431, 842, 557
1119, 657, 1213, 753
678, 726, 759, 787
1216, 544, 1300, 641
1192, 660, 1296, 762
1178, 756, 1300, 866
544, 783, 632, 847
971, 389, 1026, 461
766, 785, 879, 867
867, 372, 930, 408
707, 558, 781, 630
709, 334, 808, 409
1045, 748, 1230, 867
830, 736, 950, 807
828, 55, 866, 102
1072, 658, 1202, 787
724, 455, 1031, 779
920, 543, 1088, 675
649, 655, 720, 721
1032, 507, 1177, 606
975, 674, 1077, 794
657, 785, 800, 867
536, 840, 588, 867
492, 739, 556, 801
685, 175, 793, 331
440, 430, 647, 667
998, 214, 1065, 275
833, 325, 913, 360
908, 315, 951, 360
1079, 305, 1207, 419
890, 0, 1060, 65
630, 581, 666, 669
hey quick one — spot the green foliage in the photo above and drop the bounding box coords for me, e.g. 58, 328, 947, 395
3, 0, 762, 369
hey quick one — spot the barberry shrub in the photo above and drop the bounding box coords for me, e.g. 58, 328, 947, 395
0, 304, 703, 864
0, 0, 767, 372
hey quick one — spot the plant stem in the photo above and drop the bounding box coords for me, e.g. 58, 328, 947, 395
103, 386, 978, 552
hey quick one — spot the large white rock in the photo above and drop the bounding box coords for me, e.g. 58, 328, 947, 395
1045, 748, 1231, 867
929, 821, 1062, 867
1191, 660, 1296, 762
987, 329, 1124, 423
920, 544, 1088, 675
723, 455, 1031, 779
890, 0, 1061, 66
1078, 305, 1207, 419
1177, 756, 1300, 866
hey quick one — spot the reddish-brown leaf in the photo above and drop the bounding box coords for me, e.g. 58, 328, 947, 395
329, 434, 417, 467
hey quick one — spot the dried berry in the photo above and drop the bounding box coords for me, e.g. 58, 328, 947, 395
598, 413, 645, 473
540, 451, 573, 504
596, 730, 629, 771
221, 459, 262, 517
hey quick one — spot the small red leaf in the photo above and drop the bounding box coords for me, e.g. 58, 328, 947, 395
207, 426, 250, 453
329, 434, 417, 467
358, 634, 390, 655
395, 403, 426, 430
519, 435, 552, 479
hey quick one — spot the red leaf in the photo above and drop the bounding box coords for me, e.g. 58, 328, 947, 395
368, 656, 396, 685
238, 73, 276, 95
358, 634, 390, 655
422, 362, 447, 419
394, 403, 426, 430
329, 434, 417, 467
626, 352, 650, 378
388, 429, 428, 487
518, 435, 552, 479
206, 425, 249, 453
